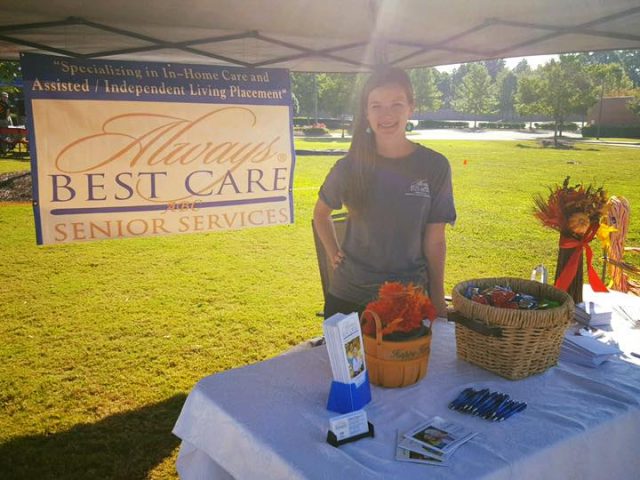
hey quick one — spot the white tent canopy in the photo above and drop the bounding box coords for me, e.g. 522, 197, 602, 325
0, 0, 639, 72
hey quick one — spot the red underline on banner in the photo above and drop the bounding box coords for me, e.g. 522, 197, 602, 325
50, 196, 288, 215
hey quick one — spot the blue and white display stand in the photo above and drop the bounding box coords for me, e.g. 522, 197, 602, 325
326, 371, 372, 414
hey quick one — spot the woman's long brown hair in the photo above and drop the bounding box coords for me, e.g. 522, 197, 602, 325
345, 66, 414, 214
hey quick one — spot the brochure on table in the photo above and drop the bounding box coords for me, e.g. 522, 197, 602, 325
322, 312, 371, 413
396, 416, 477, 467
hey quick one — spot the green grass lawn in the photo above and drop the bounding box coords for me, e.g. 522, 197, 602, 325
0, 157, 30, 174
1, 140, 639, 479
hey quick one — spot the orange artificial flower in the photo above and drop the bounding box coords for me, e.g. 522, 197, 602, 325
361, 282, 437, 338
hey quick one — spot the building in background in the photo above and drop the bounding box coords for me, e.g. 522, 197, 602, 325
587, 97, 639, 126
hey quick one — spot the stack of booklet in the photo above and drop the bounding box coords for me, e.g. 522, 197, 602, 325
323, 312, 367, 386
560, 332, 622, 367
575, 302, 613, 327
395, 416, 477, 466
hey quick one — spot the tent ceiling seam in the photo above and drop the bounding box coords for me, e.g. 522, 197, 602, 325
493, 19, 640, 43
389, 19, 496, 66
252, 34, 370, 68
493, 7, 640, 56
251, 42, 368, 68
0, 33, 81, 58
0, 17, 79, 33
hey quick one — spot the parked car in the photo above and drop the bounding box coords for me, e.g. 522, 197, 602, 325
405, 120, 419, 132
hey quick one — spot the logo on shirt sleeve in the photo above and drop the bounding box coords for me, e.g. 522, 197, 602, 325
406, 179, 430, 197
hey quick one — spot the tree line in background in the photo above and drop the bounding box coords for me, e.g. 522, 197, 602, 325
1, 50, 639, 139
291, 50, 640, 138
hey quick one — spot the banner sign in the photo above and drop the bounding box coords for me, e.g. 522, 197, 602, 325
21, 53, 295, 245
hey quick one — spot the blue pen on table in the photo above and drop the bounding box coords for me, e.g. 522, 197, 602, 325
492, 399, 516, 419
450, 390, 475, 411
498, 403, 527, 422
473, 392, 502, 416
449, 388, 475, 409
471, 396, 493, 415
497, 402, 527, 421
492, 399, 516, 420
456, 389, 482, 412
487, 395, 512, 420
472, 390, 505, 415
483, 394, 510, 419
449, 389, 473, 410
465, 389, 491, 413
481, 394, 509, 419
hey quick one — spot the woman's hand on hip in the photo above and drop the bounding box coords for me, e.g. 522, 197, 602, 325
331, 249, 345, 269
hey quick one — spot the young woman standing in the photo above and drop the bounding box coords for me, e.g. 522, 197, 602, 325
313, 67, 456, 319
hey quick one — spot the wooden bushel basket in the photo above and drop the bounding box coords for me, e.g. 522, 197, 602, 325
361, 310, 432, 388
451, 277, 574, 380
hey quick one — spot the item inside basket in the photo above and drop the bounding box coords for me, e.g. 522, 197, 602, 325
463, 284, 561, 310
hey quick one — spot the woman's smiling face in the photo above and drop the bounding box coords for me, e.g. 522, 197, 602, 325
366, 83, 414, 140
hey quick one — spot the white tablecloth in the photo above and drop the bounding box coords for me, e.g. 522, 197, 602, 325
173, 288, 640, 480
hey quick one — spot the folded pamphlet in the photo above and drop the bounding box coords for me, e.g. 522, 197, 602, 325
395, 416, 477, 467
395, 431, 448, 466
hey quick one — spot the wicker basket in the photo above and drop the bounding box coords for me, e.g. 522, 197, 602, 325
361, 310, 431, 388
451, 277, 574, 380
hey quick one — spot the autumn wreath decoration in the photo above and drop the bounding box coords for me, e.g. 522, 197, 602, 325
533, 176, 609, 301
361, 282, 438, 339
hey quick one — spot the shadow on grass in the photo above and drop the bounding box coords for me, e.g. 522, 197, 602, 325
295, 137, 350, 143
296, 149, 346, 156
1, 393, 186, 480
516, 142, 600, 152
0, 152, 30, 162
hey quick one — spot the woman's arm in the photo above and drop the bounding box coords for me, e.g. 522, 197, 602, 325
423, 223, 448, 317
313, 198, 345, 269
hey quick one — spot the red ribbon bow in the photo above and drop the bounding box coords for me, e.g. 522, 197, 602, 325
555, 225, 608, 293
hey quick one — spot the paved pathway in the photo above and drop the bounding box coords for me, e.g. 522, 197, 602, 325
324, 129, 640, 148
408, 128, 582, 141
